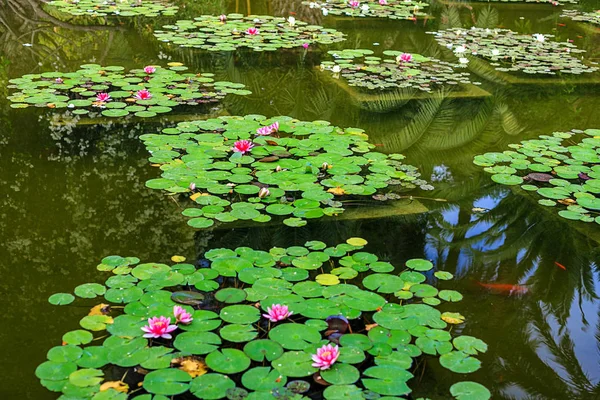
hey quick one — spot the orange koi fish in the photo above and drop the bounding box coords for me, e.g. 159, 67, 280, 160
477, 282, 529, 294
555, 262, 567, 270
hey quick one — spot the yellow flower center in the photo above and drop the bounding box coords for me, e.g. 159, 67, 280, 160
321, 351, 331, 358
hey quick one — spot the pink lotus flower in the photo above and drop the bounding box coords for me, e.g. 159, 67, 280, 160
262, 304, 293, 322
302, 43, 309, 49
256, 126, 273, 136
349, 1, 359, 8
379, 0, 387, 4
219, 14, 227, 22
141, 316, 178, 339
311, 344, 340, 370
135, 89, 152, 100
96, 93, 111, 102
246, 27, 259, 35
144, 66, 156, 74
173, 306, 193, 324
399, 53, 412, 62
269, 121, 279, 132
232, 140, 254, 154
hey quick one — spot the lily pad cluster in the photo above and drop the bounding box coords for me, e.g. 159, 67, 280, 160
561, 9, 600, 26
47, 0, 179, 17
302, 0, 429, 21
39, 238, 490, 399
474, 128, 600, 224
320, 49, 474, 92
153, 14, 345, 52
141, 115, 431, 229
7, 63, 250, 118
429, 28, 598, 75
468, 0, 577, 4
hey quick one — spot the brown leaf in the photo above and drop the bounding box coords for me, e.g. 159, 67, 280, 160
89, 304, 111, 316
258, 156, 280, 163
365, 323, 379, 331
265, 140, 278, 146
557, 198, 576, 205
100, 381, 128, 393
171, 356, 207, 378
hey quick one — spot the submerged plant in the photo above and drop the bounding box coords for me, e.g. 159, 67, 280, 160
320, 48, 475, 92
47, 0, 179, 17
141, 115, 431, 229
7, 63, 250, 118
474, 128, 600, 224
429, 28, 598, 76
38, 239, 490, 399
302, 0, 429, 20
153, 14, 346, 52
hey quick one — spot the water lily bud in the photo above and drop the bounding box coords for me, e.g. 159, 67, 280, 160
258, 187, 270, 198
321, 162, 329, 170
189, 182, 196, 191
219, 14, 227, 22
276, 165, 283, 172
288, 16, 296, 26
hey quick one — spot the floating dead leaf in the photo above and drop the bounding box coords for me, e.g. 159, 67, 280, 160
365, 323, 379, 331
190, 193, 202, 201
441, 312, 465, 325
135, 366, 150, 375
171, 356, 207, 378
150, 163, 161, 167
524, 173, 553, 182
327, 187, 346, 196
100, 381, 128, 393
171, 255, 186, 263
258, 156, 279, 163
47, 103, 56, 108
558, 198, 576, 205
168, 62, 184, 67
265, 140, 278, 146
88, 303, 111, 316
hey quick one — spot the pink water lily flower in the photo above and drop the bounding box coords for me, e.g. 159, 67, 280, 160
135, 89, 152, 100
379, 0, 387, 4
256, 126, 273, 136
141, 316, 178, 339
96, 93, 111, 102
219, 14, 227, 22
233, 140, 254, 154
311, 344, 340, 370
144, 66, 156, 74
399, 53, 412, 62
55, 78, 64, 84
269, 121, 279, 132
349, 0, 359, 8
258, 187, 270, 198
263, 304, 293, 322
302, 43, 309, 49
246, 27, 259, 35
173, 306, 193, 324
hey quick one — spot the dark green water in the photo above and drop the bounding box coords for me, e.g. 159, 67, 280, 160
1, 0, 600, 398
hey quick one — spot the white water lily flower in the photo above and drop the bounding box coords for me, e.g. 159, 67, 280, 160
491, 49, 500, 56
322, 8, 329, 15
309, 2, 317, 8
533, 33, 545, 43
288, 16, 296, 26
459, 57, 469, 64
332, 65, 341, 73
454, 45, 466, 54
446, 43, 453, 49
361, 4, 369, 11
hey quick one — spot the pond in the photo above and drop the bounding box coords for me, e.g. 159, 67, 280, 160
1, 0, 600, 399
